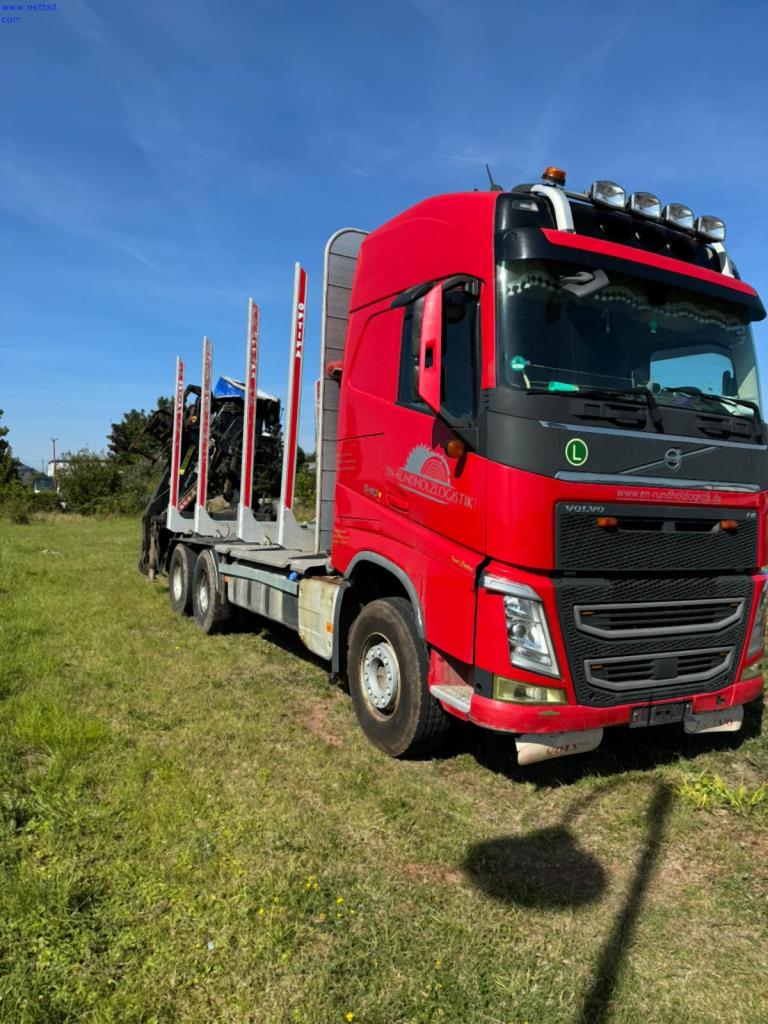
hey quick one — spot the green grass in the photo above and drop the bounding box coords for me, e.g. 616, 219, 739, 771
1, 516, 767, 1024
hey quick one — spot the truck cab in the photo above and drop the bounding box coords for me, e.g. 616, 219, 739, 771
329, 172, 766, 761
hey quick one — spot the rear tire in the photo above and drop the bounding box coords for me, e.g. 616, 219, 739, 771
192, 549, 232, 634
347, 596, 449, 757
168, 544, 197, 615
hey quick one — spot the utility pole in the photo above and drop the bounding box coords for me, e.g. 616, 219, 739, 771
51, 437, 58, 489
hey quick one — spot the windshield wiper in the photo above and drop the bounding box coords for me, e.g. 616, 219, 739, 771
659, 388, 763, 442
526, 384, 664, 432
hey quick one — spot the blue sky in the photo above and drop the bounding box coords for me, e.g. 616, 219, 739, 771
2, 0, 768, 468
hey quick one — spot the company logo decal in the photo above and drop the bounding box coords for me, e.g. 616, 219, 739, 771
387, 445, 476, 509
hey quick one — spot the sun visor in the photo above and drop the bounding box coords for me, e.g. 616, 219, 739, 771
496, 227, 766, 322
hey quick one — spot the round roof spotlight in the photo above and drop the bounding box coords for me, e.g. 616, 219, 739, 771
662, 203, 695, 232
589, 180, 626, 208
628, 192, 662, 220
695, 215, 726, 242
541, 166, 566, 187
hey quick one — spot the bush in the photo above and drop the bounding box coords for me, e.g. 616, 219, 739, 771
0, 491, 32, 524
0, 484, 64, 523
31, 491, 63, 513
294, 470, 316, 522
58, 451, 122, 515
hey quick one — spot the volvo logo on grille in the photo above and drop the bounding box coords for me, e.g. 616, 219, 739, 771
664, 447, 683, 471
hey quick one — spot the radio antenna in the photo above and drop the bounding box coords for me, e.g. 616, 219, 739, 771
485, 163, 503, 192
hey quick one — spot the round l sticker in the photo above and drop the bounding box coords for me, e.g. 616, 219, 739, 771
565, 438, 589, 467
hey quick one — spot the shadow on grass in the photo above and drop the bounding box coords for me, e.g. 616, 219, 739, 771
574, 784, 673, 1024
464, 825, 607, 908
463, 783, 674, 1024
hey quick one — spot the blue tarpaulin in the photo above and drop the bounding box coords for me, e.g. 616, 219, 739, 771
212, 376, 278, 402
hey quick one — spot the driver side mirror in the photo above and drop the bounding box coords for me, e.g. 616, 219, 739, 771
417, 283, 443, 413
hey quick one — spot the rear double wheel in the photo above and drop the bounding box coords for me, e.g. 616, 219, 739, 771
347, 597, 449, 757
192, 548, 233, 634
168, 544, 197, 615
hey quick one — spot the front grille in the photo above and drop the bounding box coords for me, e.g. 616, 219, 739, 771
574, 598, 745, 638
585, 647, 733, 691
557, 503, 758, 573
556, 575, 753, 707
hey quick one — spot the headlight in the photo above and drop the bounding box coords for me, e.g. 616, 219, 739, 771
746, 586, 767, 660
482, 575, 560, 676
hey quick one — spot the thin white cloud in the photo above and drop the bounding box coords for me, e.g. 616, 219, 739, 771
0, 149, 163, 272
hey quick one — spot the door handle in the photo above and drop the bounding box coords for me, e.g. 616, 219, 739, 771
386, 488, 409, 513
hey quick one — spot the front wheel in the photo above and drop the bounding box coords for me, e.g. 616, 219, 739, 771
347, 596, 449, 757
192, 549, 232, 634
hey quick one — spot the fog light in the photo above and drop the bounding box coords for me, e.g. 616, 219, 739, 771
628, 191, 662, 219
662, 203, 694, 231
696, 215, 726, 242
493, 676, 568, 704
589, 180, 625, 208
738, 660, 763, 683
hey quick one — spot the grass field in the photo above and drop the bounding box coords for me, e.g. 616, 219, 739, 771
1, 516, 767, 1024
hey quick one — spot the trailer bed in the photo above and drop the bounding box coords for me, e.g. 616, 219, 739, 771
213, 543, 327, 574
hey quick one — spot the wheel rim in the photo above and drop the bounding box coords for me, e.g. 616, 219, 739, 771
360, 633, 400, 716
197, 573, 210, 614
172, 563, 184, 601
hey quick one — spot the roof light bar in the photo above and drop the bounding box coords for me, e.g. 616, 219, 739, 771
627, 191, 661, 220
662, 203, 694, 231
696, 215, 726, 242
589, 180, 625, 208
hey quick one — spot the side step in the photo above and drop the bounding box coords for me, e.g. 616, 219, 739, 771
431, 683, 473, 716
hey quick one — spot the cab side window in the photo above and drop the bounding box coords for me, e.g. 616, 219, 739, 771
397, 282, 480, 419
442, 285, 479, 420
397, 296, 426, 410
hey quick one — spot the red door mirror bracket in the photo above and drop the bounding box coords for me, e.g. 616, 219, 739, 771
418, 283, 442, 412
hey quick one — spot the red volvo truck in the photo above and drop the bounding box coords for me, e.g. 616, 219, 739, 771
142, 168, 767, 765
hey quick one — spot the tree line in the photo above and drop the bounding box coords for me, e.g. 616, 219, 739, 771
0, 402, 171, 520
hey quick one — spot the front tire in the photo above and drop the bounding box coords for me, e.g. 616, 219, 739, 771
192, 549, 232, 634
347, 596, 449, 757
168, 544, 197, 615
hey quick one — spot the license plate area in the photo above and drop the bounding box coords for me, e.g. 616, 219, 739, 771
630, 701, 691, 728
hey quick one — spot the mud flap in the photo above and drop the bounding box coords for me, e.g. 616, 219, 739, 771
683, 705, 744, 734
516, 728, 603, 766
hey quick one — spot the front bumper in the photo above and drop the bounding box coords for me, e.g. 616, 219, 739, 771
469, 560, 765, 735
465, 675, 764, 735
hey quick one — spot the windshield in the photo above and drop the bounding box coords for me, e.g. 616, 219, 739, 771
497, 259, 761, 417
